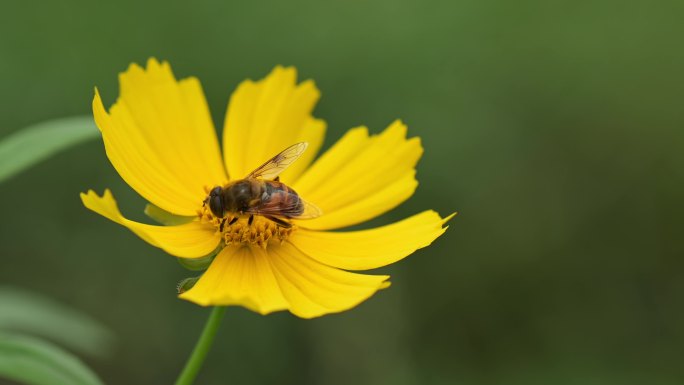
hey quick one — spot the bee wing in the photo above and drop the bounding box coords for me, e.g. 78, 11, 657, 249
293, 199, 323, 219
246, 142, 308, 180
246, 194, 322, 219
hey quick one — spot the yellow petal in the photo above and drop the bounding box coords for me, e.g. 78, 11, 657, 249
180, 243, 389, 318
80, 189, 220, 258
290, 211, 453, 270
222, 66, 326, 183
293, 120, 422, 230
94, 58, 227, 216
267, 242, 390, 319
179, 246, 290, 315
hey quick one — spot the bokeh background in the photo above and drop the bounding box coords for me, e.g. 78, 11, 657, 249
1, 1, 683, 384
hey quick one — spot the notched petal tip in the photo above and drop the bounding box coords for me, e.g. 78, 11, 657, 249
119, 62, 144, 82
271, 64, 297, 77
80, 189, 116, 219
146, 56, 163, 68
123, 56, 166, 74
387, 119, 407, 135
296, 78, 321, 101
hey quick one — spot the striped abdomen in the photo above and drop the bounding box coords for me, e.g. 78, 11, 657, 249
257, 180, 304, 217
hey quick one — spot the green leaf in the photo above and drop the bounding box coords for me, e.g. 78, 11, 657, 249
0, 332, 104, 385
0, 287, 114, 358
144, 203, 195, 226
0, 116, 99, 183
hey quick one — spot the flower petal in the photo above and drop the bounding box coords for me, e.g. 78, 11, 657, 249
290, 211, 453, 270
180, 243, 390, 318
293, 120, 422, 230
267, 242, 390, 319
179, 246, 290, 315
80, 189, 220, 258
94, 58, 227, 216
222, 66, 326, 183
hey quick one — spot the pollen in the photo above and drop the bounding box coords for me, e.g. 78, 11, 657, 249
198, 206, 294, 248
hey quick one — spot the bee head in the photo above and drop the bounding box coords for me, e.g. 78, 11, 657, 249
207, 186, 225, 218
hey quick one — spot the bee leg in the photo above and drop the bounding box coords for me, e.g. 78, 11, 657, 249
228, 216, 239, 225
248, 214, 254, 226
264, 215, 292, 229
219, 218, 227, 232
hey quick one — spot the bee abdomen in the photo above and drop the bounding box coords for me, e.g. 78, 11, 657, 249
265, 181, 304, 216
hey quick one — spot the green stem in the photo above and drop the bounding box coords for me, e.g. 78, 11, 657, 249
174, 306, 226, 385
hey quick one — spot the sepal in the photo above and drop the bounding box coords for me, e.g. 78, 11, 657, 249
177, 277, 200, 294
144, 203, 195, 226
176, 245, 222, 271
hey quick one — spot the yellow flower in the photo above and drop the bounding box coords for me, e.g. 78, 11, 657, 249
81, 58, 451, 318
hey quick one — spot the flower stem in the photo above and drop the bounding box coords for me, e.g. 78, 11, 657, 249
174, 306, 226, 385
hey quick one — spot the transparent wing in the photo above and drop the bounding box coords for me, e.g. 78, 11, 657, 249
246, 194, 322, 219
246, 142, 309, 180
293, 199, 323, 219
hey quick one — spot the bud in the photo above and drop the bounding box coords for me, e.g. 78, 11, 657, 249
177, 276, 200, 294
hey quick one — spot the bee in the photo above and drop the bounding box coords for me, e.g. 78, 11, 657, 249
205, 142, 322, 229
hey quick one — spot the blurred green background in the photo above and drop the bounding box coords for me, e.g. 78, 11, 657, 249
1, 0, 684, 384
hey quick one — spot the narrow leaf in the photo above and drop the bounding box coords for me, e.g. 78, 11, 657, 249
0, 332, 104, 385
0, 116, 99, 183
0, 287, 114, 358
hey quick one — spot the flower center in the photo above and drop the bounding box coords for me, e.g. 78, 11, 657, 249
197, 205, 294, 248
